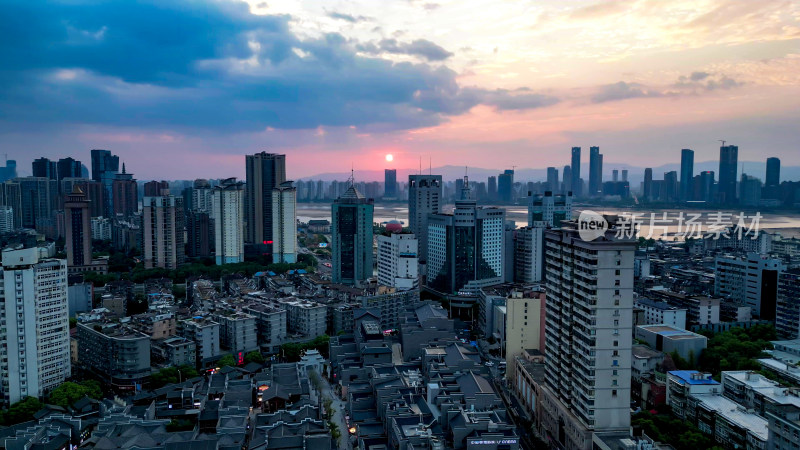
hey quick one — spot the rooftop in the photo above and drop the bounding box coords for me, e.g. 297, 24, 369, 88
692, 394, 768, 442
668, 370, 720, 386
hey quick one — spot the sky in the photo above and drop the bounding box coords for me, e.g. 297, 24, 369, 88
1, 0, 799, 180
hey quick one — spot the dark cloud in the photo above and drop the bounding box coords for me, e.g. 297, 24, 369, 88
675, 72, 744, 91
705, 76, 742, 90
0, 0, 552, 135
592, 82, 664, 103
690, 71, 710, 81
327, 12, 372, 23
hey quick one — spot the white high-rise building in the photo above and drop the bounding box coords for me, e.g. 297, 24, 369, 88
715, 252, 785, 319
143, 195, 185, 269
377, 232, 419, 290
0, 248, 71, 404
0, 205, 13, 233
408, 175, 442, 265
540, 216, 636, 450
514, 225, 545, 283
211, 178, 245, 265
191, 179, 213, 212
271, 181, 297, 264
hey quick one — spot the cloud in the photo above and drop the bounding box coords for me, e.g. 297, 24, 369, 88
327, 11, 371, 23
0, 0, 551, 135
592, 82, 664, 103
676, 72, 744, 91
690, 71, 710, 81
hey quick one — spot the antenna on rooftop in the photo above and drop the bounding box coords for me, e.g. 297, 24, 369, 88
718, 139, 726, 147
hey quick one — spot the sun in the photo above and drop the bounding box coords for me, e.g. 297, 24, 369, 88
385, 154, 394, 162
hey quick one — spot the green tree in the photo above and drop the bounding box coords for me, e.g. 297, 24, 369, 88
280, 335, 330, 362
48, 380, 103, 408
0, 396, 43, 426
244, 351, 265, 365
150, 365, 199, 388
217, 354, 237, 367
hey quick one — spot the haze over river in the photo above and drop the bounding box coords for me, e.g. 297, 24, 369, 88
298, 203, 800, 240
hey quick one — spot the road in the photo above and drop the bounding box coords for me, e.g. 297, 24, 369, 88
316, 373, 351, 450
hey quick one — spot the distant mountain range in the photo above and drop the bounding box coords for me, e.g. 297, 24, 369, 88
301, 161, 800, 186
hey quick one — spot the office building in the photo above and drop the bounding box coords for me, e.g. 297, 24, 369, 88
427, 176, 505, 294
377, 231, 419, 290
698, 171, 715, 202
487, 175, 497, 200
546, 167, 559, 192
776, 270, 800, 339
245, 152, 286, 252
679, 148, 694, 201
143, 180, 169, 197
0, 159, 17, 183
90, 149, 120, 217
612, 169, 618, 182
56, 157, 82, 182
588, 146, 602, 196
112, 165, 137, 218
16, 177, 58, 230
0, 181, 22, 229
643, 168, 653, 200
211, 177, 245, 265
32, 157, 57, 179
527, 191, 572, 227
563, 165, 572, 193
739, 174, 762, 207
77, 321, 150, 392
0, 206, 13, 233
719, 144, 739, 204
332, 182, 374, 285
571, 146, 582, 197
715, 253, 784, 320
142, 195, 185, 269
0, 248, 70, 404
384, 169, 397, 198
64, 185, 92, 269
540, 216, 636, 449
621, 169, 628, 182
498, 169, 514, 203
764, 157, 781, 200
663, 170, 678, 201
408, 174, 442, 266
271, 181, 297, 264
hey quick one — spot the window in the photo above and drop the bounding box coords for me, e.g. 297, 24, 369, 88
615, 269, 620, 276
612, 389, 618, 397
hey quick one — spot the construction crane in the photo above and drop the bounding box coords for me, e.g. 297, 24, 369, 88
718, 139, 726, 147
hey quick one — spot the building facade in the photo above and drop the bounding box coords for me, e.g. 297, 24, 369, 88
211, 178, 245, 265
377, 232, 419, 290
271, 181, 297, 264
143, 195, 186, 269
331, 184, 374, 286
245, 152, 286, 250
408, 174, 442, 265
64, 186, 92, 268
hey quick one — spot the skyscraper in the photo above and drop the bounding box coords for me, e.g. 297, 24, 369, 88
332, 181, 374, 286
487, 175, 497, 200
0, 180, 22, 229
0, 248, 70, 404
679, 148, 694, 201
272, 181, 297, 264
540, 216, 636, 448
32, 157, 57, 179
384, 169, 397, 198
56, 157, 82, 182
621, 169, 628, 182
0, 160, 17, 183
91, 149, 120, 217
612, 169, 619, 182
699, 171, 715, 202
64, 185, 92, 269
643, 168, 653, 200
245, 152, 286, 255
211, 178, 245, 265
112, 165, 137, 219
408, 174, 442, 266
186, 211, 212, 258
718, 144, 739, 204
143, 180, 169, 197
498, 169, 514, 203
563, 165, 572, 193
546, 167, 559, 192
143, 195, 185, 269
427, 176, 505, 294
528, 191, 573, 228
60, 178, 104, 218
191, 179, 212, 212
765, 157, 781, 200
663, 171, 678, 201
588, 146, 602, 196
571, 146, 582, 197
16, 177, 58, 230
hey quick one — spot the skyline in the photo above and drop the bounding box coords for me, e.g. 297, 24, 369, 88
1, 0, 799, 179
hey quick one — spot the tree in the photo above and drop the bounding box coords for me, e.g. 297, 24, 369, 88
48, 380, 103, 408
280, 335, 330, 362
244, 351, 265, 365
150, 365, 199, 388
217, 354, 237, 367
0, 396, 43, 426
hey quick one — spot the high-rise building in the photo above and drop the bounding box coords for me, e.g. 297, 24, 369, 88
76, 321, 150, 392
487, 176, 497, 200
91, 149, 120, 217
143, 180, 169, 197
331, 183, 374, 286
64, 186, 92, 269
698, 171, 715, 202
245, 152, 286, 254
0, 160, 17, 183
715, 253, 784, 320
0, 206, 13, 233
0, 248, 70, 404
571, 146, 582, 197
643, 168, 653, 200
776, 270, 800, 340
271, 181, 297, 264
514, 226, 544, 283
16, 177, 58, 230
142, 195, 185, 269
679, 148, 694, 201
612, 169, 619, 182
32, 157, 57, 179
621, 169, 628, 182
527, 191, 573, 228
384, 169, 397, 198
588, 146, 602, 196
546, 167, 559, 193
718, 144, 739, 204
739, 174, 762, 207
498, 169, 514, 203
427, 176, 505, 294
112, 165, 137, 219
377, 231, 418, 290
764, 157, 781, 200
191, 179, 212, 212
540, 217, 636, 449
504, 290, 546, 380
186, 211, 212, 258
663, 171, 678, 201
56, 157, 82, 182
0, 181, 22, 229
408, 174, 442, 265
211, 178, 245, 265
61, 178, 104, 218
563, 165, 572, 193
